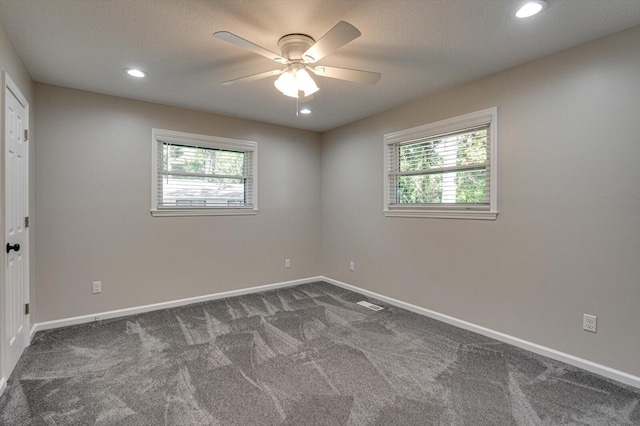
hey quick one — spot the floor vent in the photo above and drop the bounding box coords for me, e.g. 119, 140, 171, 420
357, 301, 384, 311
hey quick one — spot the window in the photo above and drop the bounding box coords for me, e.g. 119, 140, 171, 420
151, 129, 257, 216
384, 107, 497, 219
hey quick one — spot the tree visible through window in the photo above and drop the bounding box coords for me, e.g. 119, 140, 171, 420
384, 107, 497, 219
151, 129, 257, 216
160, 143, 248, 207
395, 127, 489, 205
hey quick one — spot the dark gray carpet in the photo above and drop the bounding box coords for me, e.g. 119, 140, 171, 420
1, 281, 639, 425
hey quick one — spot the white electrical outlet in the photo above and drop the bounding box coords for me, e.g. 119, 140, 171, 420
350, 261, 355, 271
92, 281, 102, 294
583, 314, 597, 333
285, 259, 291, 268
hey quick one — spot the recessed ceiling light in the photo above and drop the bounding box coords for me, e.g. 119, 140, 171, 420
515, 1, 547, 18
124, 68, 147, 78
299, 108, 312, 114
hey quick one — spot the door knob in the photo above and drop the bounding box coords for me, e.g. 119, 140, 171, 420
6, 243, 20, 253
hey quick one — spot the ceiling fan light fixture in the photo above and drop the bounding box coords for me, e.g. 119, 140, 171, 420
274, 66, 319, 98
274, 71, 299, 98
296, 68, 319, 97
302, 54, 316, 63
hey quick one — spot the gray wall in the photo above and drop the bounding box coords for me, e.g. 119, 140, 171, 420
35, 84, 321, 322
0, 27, 32, 100
320, 26, 640, 377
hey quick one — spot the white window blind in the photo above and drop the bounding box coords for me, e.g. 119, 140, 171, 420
384, 107, 497, 219
151, 129, 257, 216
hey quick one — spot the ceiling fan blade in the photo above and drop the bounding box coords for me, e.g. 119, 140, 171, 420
311, 66, 381, 85
222, 69, 284, 86
302, 21, 361, 63
214, 31, 287, 63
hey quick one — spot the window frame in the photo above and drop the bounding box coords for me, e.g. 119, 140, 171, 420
151, 128, 258, 217
383, 107, 498, 220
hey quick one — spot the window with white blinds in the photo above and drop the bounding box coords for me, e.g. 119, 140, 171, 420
151, 129, 257, 216
384, 107, 498, 219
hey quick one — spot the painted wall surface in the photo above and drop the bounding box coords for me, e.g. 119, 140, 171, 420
0, 28, 32, 100
320, 26, 640, 376
35, 84, 321, 322
1, 25, 35, 381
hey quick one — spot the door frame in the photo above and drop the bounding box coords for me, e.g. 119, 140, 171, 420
0, 71, 30, 395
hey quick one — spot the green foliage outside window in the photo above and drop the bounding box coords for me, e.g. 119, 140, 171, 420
163, 143, 245, 184
396, 129, 488, 204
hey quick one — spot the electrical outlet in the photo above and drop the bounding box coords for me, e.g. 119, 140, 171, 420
350, 261, 355, 271
285, 259, 291, 268
92, 281, 102, 294
583, 314, 597, 333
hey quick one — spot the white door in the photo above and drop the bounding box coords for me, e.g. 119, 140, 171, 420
3, 72, 30, 377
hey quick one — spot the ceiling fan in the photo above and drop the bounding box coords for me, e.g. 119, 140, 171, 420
213, 21, 381, 99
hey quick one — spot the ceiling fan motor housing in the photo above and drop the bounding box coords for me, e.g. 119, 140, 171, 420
277, 34, 315, 61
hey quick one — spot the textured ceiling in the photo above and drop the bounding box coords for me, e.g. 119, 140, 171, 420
1, 0, 640, 132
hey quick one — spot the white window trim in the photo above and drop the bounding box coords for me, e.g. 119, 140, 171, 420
151, 128, 258, 217
383, 107, 498, 220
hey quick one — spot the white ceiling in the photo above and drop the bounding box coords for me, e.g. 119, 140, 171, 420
1, 0, 640, 132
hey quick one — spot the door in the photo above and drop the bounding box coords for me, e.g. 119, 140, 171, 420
3, 72, 30, 377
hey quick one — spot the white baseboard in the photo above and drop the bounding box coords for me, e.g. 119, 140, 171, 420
29, 324, 37, 340
32, 276, 323, 334
321, 276, 640, 389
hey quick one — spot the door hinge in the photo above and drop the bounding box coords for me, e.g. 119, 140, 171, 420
25, 303, 30, 315
25, 217, 29, 228
24, 129, 28, 142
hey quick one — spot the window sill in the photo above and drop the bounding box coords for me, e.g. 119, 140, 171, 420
384, 209, 498, 220
151, 208, 258, 217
